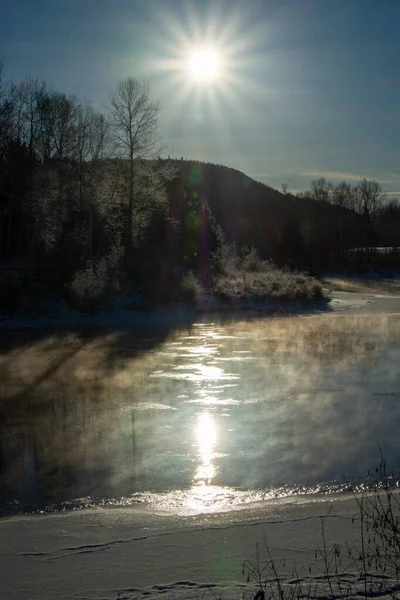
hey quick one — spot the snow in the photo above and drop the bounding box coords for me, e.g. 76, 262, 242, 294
0, 494, 371, 600
328, 290, 400, 314
3, 492, 400, 600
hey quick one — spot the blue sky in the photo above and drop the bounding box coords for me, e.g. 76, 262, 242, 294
1, 0, 400, 194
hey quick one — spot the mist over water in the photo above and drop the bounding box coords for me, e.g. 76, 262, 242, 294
1, 314, 400, 516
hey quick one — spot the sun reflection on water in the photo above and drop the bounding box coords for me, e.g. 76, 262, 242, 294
194, 412, 217, 485
4, 316, 400, 517
179, 327, 240, 511
187, 411, 226, 512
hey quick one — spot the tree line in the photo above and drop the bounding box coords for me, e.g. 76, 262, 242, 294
0, 65, 212, 308
296, 177, 400, 267
166, 160, 400, 273
1, 62, 400, 313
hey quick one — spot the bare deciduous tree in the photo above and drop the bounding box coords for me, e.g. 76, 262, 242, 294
355, 178, 384, 259
310, 177, 332, 203
11, 77, 44, 157
108, 78, 160, 260
0, 62, 15, 150
51, 92, 79, 160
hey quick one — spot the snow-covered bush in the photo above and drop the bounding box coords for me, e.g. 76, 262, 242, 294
69, 246, 121, 312
212, 245, 324, 304
179, 271, 204, 307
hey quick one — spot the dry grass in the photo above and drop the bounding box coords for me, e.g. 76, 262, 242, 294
243, 458, 400, 600
214, 269, 324, 304
212, 247, 324, 305
178, 247, 325, 308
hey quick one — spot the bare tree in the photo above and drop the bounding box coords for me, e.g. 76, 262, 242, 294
0, 62, 14, 150
107, 78, 160, 260
329, 181, 356, 260
355, 178, 384, 259
74, 104, 109, 264
10, 77, 75, 162
50, 92, 79, 160
11, 77, 44, 157
310, 177, 332, 203
35, 85, 76, 162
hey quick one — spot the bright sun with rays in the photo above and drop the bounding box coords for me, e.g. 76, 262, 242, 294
149, 2, 263, 125
187, 48, 221, 82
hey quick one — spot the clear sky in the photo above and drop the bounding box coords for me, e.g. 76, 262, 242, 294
1, 0, 400, 195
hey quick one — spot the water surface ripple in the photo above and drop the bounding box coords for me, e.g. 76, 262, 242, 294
1, 314, 400, 516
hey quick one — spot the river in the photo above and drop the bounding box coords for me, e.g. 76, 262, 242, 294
1, 312, 400, 516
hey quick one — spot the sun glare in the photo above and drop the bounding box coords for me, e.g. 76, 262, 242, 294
188, 48, 221, 82
147, 2, 267, 142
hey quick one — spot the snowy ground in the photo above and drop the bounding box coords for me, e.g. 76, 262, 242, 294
327, 289, 400, 314
2, 284, 400, 599
0, 494, 384, 600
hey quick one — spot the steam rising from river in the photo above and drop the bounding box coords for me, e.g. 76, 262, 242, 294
1, 314, 400, 515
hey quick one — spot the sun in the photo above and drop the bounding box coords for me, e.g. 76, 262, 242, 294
187, 48, 221, 82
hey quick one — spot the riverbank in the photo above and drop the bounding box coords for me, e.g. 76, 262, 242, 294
0, 294, 331, 332
3, 287, 400, 332
323, 272, 400, 295
1, 252, 325, 331
0, 493, 370, 600
3, 490, 400, 600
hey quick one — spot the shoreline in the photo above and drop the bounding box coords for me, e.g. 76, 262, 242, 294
0, 492, 375, 600
0, 296, 333, 334
3, 285, 400, 334
0, 480, 361, 520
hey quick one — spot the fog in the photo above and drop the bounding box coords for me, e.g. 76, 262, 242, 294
1, 314, 399, 515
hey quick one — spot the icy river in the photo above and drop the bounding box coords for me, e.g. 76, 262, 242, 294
1, 309, 400, 517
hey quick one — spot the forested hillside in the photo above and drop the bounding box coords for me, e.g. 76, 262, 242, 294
169, 159, 400, 270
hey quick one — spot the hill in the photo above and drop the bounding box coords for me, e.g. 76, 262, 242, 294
165, 159, 361, 271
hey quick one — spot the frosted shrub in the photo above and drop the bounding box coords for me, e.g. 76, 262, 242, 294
70, 247, 121, 312
212, 242, 238, 275
179, 272, 204, 306
212, 245, 324, 304
70, 267, 106, 312
240, 246, 271, 272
